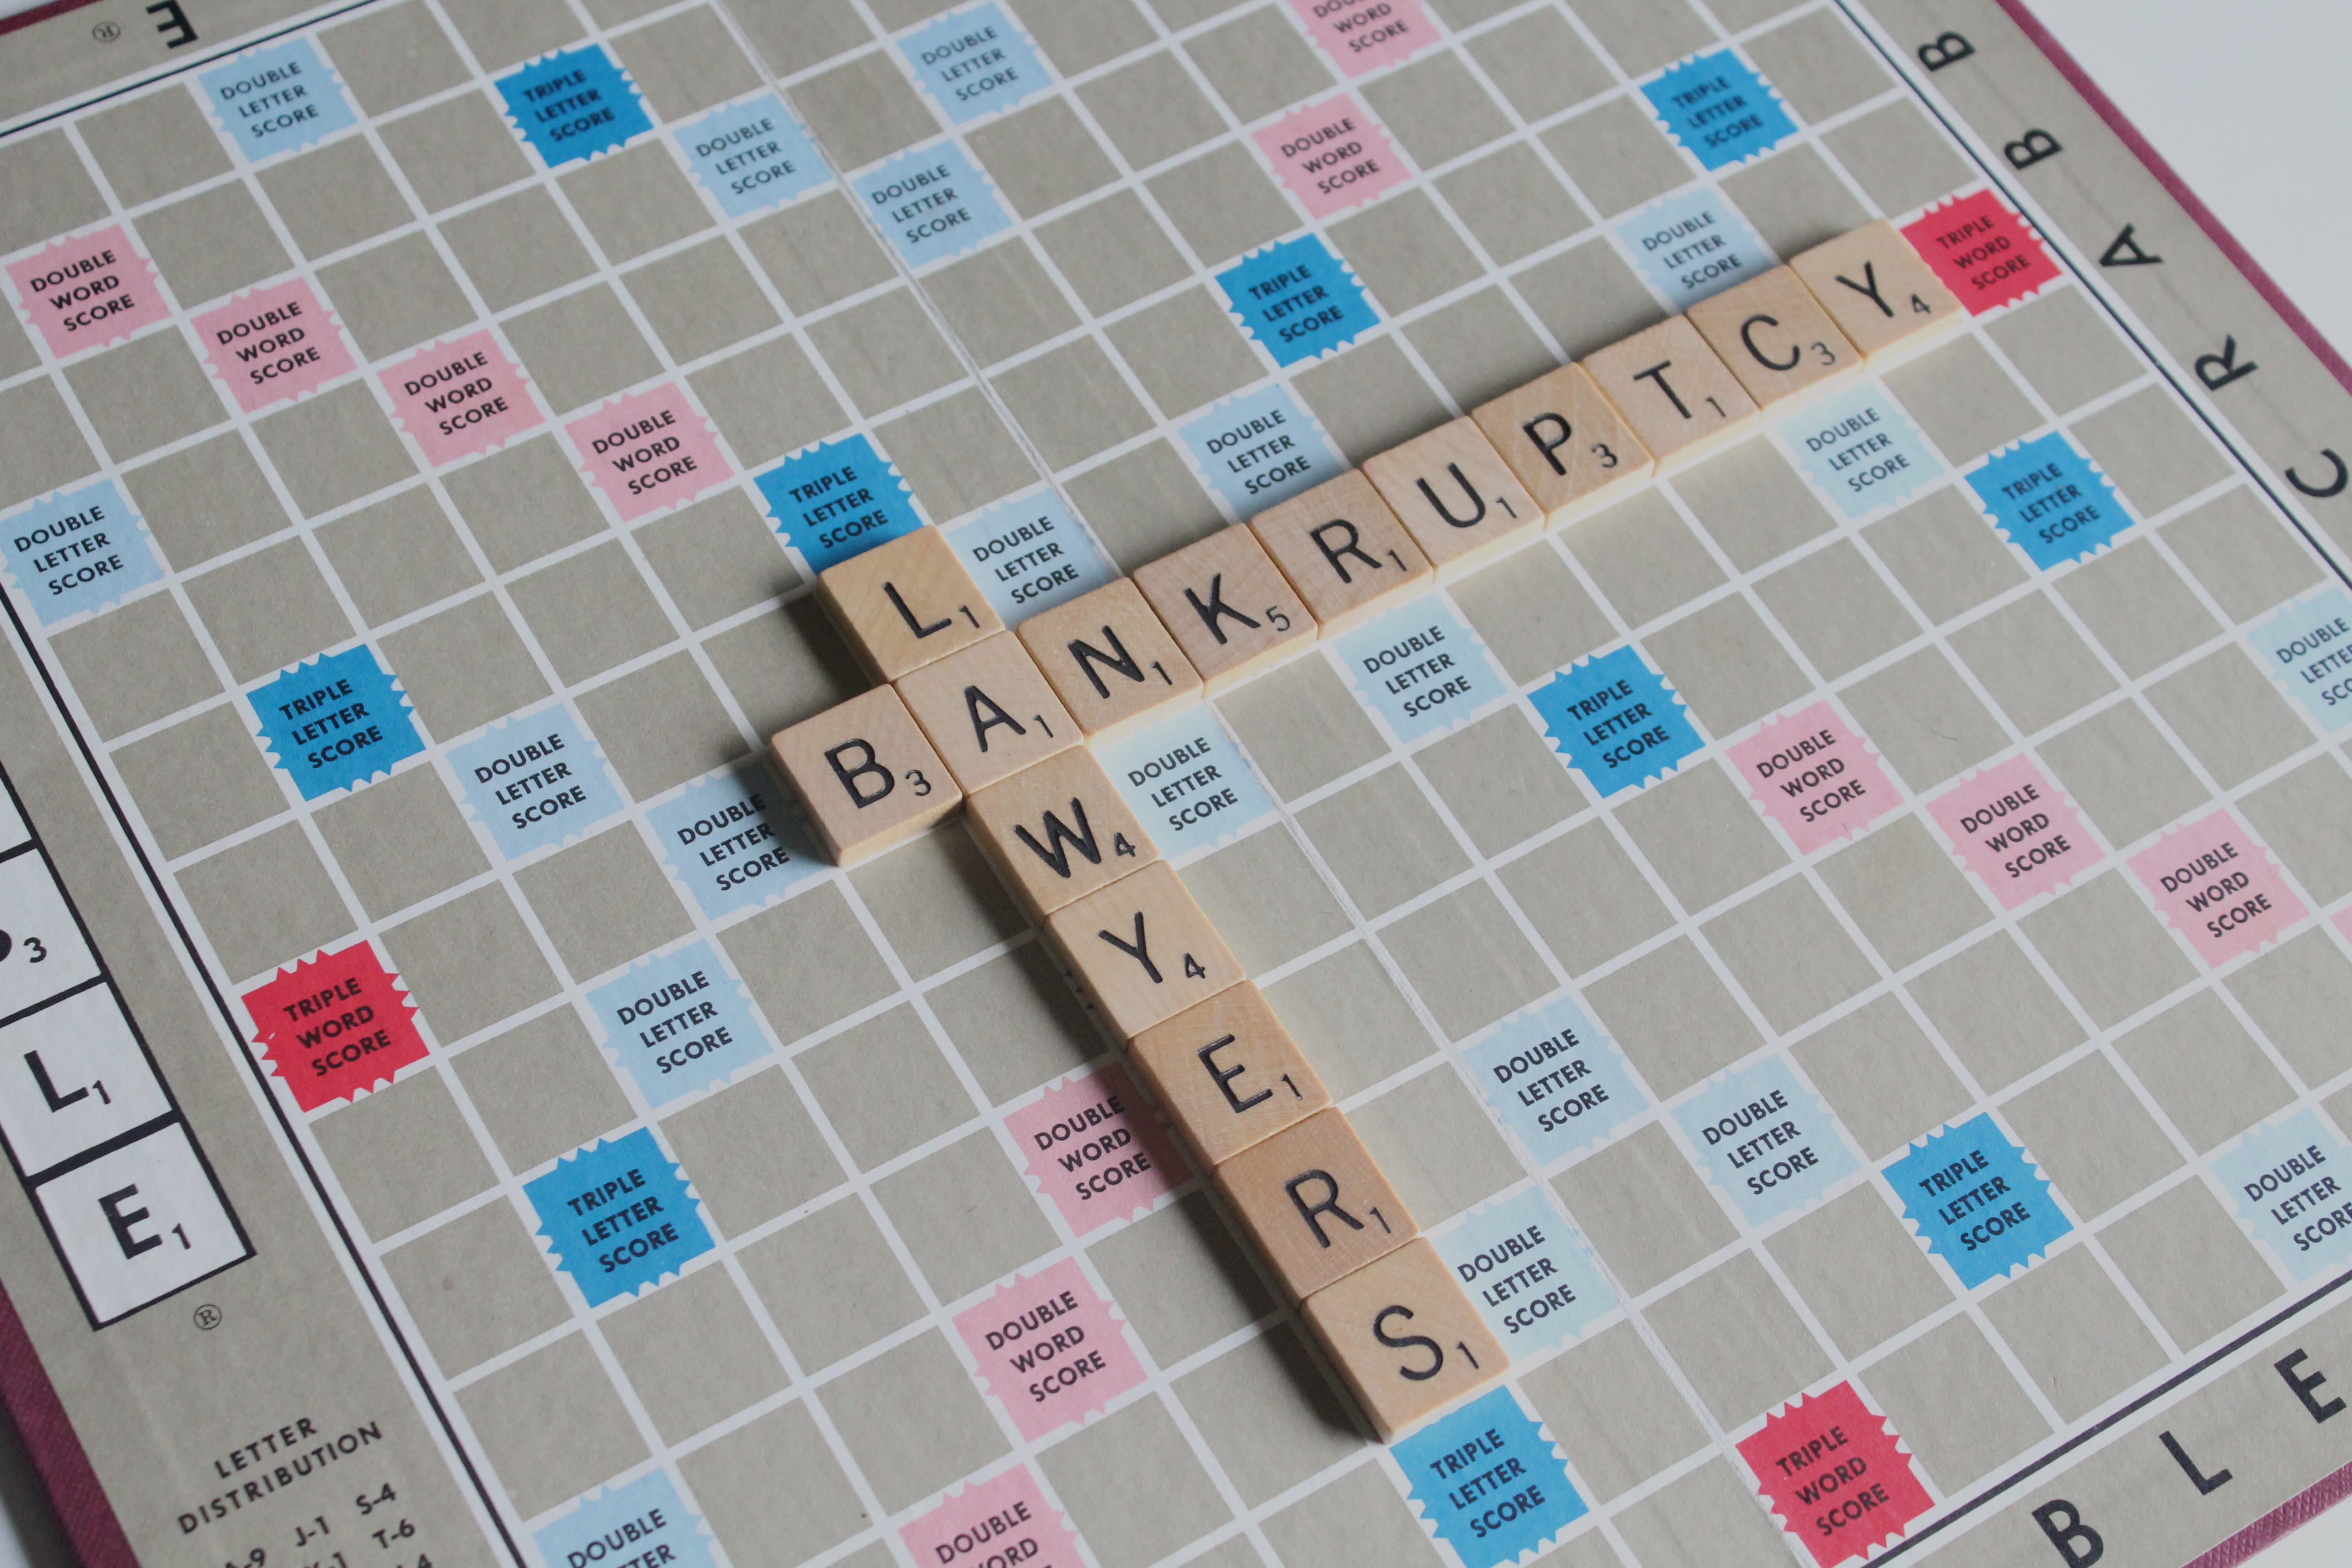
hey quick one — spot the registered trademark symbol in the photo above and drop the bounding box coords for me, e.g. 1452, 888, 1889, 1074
93, 20, 121, 41
193, 1303, 221, 1330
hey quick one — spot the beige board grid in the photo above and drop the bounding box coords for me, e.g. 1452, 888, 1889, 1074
5, 0, 2352, 1567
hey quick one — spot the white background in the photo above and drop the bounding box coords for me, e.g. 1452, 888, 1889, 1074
2, 0, 2350, 1564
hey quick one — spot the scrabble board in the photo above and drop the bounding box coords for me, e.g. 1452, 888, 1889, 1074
5, 0, 2352, 1566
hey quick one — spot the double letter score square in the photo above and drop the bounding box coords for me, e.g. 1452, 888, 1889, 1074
771, 685, 962, 865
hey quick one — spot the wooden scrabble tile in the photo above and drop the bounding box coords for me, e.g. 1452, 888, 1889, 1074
1214, 1107, 1415, 1298
1016, 578, 1204, 742
816, 525, 1002, 682
1362, 417, 1542, 578
895, 631, 1079, 793
1470, 363, 1655, 528
769, 685, 962, 866
1129, 982, 1331, 1166
1249, 471, 1433, 633
1788, 220, 1965, 367
1133, 526, 1316, 692
965, 745, 1158, 918
1044, 861, 1242, 1039
1582, 316, 1760, 474
1301, 1238, 1508, 1441
1685, 265, 1862, 410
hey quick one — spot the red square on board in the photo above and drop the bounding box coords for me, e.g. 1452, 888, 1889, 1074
1902, 191, 2060, 314
242, 943, 428, 1111
1737, 1382, 1933, 1566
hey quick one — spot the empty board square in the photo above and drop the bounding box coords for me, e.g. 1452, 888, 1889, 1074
1364, 52, 1510, 168
1326, 188, 1481, 316
1464, 7, 1611, 118
739, 1197, 926, 1370
1769, 1184, 1952, 1358
1292, 338, 1451, 467
1640, 593, 1810, 736
502, 285, 662, 415
1418, 708, 1585, 857
1540, 98, 1688, 220
2116, 991, 2291, 1154
83, 91, 231, 211
183, 540, 354, 685
2053, 538, 2219, 680
804, 287, 963, 419
65, 332, 225, 464
113, 706, 285, 859
458, 1338, 647, 1519
2228, 929, 2352, 1088
927, 941, 1103, 1103
875, 388, 1039, 522
1718, 144, 1869, 260
440, 188, 596, 312
1173, 1326, 1359, 1509
625, 239, 783, 366
255, 140, 411, 260
311, 1070, 494, 1239
690, 338, 848, 472
2035, 700, 2209, 848
1950, 593, 2118, 736
1583, 936, 1764, 1098
2149, 647, 2312, 789
1822, 100, 1972, 219
382, 1200, 568, 1373
1612, 759, 1786, 911
1703, 876, 1876, 1034
573, 650, 745, 803
1562, 495, 1728, 641
1011, 0, 1153, 73
321, 2, 469, 113
377, 595, 550, 742
702, 600, 863, 748
817, 1331, 1010, 1512
608, 8, 761, 122
1080, 53, 1223, 168
316, 233, 474, 362
2070, 385, 2231, 517
769, 685, 962, 866
1380, 882, 1555, 1042
1901, 932, 2078, 1093
1674, 431, 1834, 573
601, 1265, 786, 1443
1068, 438, 1220, 571
252, 382, 416, 516
797, 1004, 976, 1171
1105, 287, 1263, 420
1792, 992, 1969, 1158
134, 184, 292, 309
1036, 1397, 1233, 1568
1614, 1459, 1803, 1568
1859, 1314, 2048, 1493
1362, 418, 1543, 578
450, 1008, 632, 1173
1520, 1325, 1710, 1505
1214, 648, 1385, 800
1035, 190, 1191, 316
1755, 539, 1921, 680
870, 1129, 1058, 1301
378, 93, 534, 213
1184, 7, 1333, 123
2098, 1179, 2279, 1350
1864, 485, 2028, 625
738, 192, 892, 318
1500, 819, 1674, 978
1017, 578, 1204, 741
1352, 1065, 1521, 1221
513, 826, 692, 980
675, 1406, 865, 1568
1182, 826, 1350, 975
1296, 765, 1466, 918
49, 591, 220, 740
846, 825, 1024, 980
968, 98, 1117, 219
2242, 755, 2352, 904
633, 490, 797, 629
1978, 1244, 2166, 1421
314, 760, 486, 921
659, 1065, 844, 1235
790, 53, 937, 171
924, 238, 1078, 366
1087, 1191, 1273, 1366
381, 885, 560, 1041
1437, 144, 1591, 269
1512, 238, 1667, 364
177, 823, 354, 981
1449, 543, 1614, 685
558, 142, 713, 265
1881, 338, 2039, 466
1817, 816, 1989, 970
507, 544, 674, 686
2018, 870, 2194, 1030
440, 0, 582, 71
1647, 1250, 1832, 1428
990, 338, 1152, 471
2165, 488, 2323, 624
1552, 1120, 1735, 1295
2000, 1051, 2181, 1220
1838, 647, 2007, 791
1986, 288, 2140, 415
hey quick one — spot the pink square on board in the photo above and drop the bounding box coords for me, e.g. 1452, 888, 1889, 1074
381, 331, 543, 465
1002, 1063, 1186, 1233
1736, 1382, 1933, 1568
6, 225, 174, 358
2129, 809, 2306, 965
1928, 754, 2099, 909
1255, 97, 1409, 217
566, 385, 734, 521
1283, 0, 1433, 76
953, 1257, 1146, 1441
1726, 703, 1899, 853
901, 1467, 1083, 1568
194, 279, 354, 412
1901, 190, 2060, 315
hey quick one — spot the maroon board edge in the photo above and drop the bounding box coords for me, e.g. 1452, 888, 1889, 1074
0, 3, 2342, 1568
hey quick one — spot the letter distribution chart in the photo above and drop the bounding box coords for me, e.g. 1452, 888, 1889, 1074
6, 2, 2352, 1567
